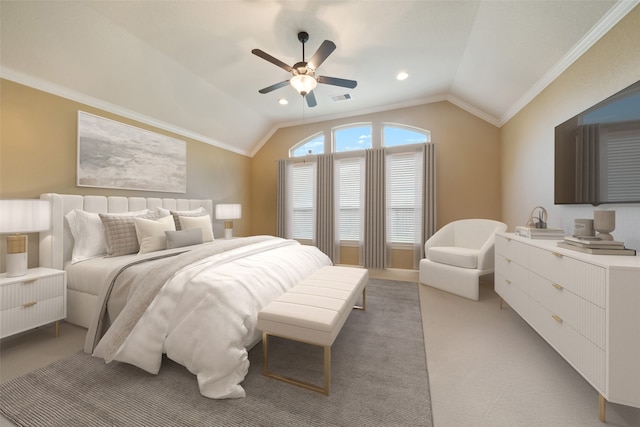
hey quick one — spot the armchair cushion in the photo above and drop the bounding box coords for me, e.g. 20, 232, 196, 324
427, 247, 479, 269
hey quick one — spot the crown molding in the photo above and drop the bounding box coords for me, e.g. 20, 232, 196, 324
498, 0, 639, 126
0, 67, 251, 157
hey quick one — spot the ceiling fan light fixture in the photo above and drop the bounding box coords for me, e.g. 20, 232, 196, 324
290, 74, 317, 96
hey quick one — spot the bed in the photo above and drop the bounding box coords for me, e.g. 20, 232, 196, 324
38, 193, 332, 398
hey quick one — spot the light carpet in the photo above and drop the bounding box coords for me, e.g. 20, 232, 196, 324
0, 279, 432, 427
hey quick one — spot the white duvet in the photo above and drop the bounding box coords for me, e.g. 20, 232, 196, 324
93, 237, 331, 399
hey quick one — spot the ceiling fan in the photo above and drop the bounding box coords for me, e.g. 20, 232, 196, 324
252, 31, 357, 107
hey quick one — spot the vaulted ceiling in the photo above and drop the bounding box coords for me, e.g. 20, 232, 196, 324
1, 1, 636, 156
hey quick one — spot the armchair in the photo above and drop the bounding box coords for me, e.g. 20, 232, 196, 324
418, 219, 507, 301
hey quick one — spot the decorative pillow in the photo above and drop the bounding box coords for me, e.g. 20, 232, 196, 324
100, 209, 164, 256
170, 207, 207, 230
165, 228, 203, 249
134, 215, 176, 254
179, 214, 214, 242
65, 210, 107, 264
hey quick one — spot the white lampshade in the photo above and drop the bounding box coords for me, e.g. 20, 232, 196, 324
290, 74, 317, 96
0, 199, 51, 277
215, 204, 241, 239
215, 204, 242, 220
0, 199, 51, 233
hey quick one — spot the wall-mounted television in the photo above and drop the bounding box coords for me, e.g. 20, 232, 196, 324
554, 80, 640, 205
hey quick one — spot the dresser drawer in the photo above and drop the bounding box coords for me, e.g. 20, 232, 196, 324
495, 271, 530, 320
529, 273, 605, 350
495, 235, 529, 266
0, 296, 66, 338
0, 274, 65, 311
496, 254, 529, 290
528, 245, 567, 286
564, 257, 606, 308
563, 293, 605, 350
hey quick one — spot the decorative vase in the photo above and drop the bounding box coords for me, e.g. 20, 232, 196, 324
594, 210, 615, 240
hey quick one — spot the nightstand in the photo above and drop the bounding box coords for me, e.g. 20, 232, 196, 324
0, 267, 67, 339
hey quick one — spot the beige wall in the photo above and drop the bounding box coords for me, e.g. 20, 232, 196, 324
500, 5, 640, 250
0, 79, 252, 270
250, 101, 502, 266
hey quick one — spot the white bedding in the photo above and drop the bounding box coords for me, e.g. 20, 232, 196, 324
91, 236, 331, 399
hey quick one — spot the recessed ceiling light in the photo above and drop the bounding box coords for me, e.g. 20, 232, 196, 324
397, 72, 409, 81
278, 98, 289, 105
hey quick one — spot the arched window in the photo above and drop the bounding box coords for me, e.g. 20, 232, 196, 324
382, 124, 430, 147
282, 122, 435, 268
290, 132, 324, 157
333, 124, 372, 153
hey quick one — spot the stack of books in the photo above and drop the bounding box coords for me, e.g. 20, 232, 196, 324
515, 226, 565, 240
558, 236, 637, 256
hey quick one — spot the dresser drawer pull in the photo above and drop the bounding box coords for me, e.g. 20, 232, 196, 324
21, 279, 38, 285
22, 301, 38, 308
551, 252, 563, 258
505, 279, 512, 285
552, 314, 563, 324
552, 283, 564, 291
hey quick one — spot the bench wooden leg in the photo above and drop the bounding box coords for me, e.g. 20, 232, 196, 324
354, 286, 366, 311
262, 332, 331, 395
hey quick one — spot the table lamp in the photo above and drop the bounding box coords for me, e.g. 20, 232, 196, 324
215, 204, 241, 239
0, 199, 51, 277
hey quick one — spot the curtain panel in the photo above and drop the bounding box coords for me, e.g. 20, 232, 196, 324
363, 148, 386, 269
276, 159, 286, 238
316, 154, 337, 262
420, 143, 437, 266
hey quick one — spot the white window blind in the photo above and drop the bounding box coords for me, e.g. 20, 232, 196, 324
288, 162, 315, 241
605, 129, 640, 201
386, 151, 423, 244
336, 157, 363, 241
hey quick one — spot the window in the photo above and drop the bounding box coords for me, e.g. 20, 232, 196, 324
335, 157, 364, 242
282, 122, 433, 267
333, 124, 372, 153
383, 124, 430, 147
386, 150, 423, 244
287, 162, 315, 241
291, 133, 324, 157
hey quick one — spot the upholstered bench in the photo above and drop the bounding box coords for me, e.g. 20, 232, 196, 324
257, 265, 368, 395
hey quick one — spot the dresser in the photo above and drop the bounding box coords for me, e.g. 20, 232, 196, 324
494, 233, 640, 422
0, 267, 67, 339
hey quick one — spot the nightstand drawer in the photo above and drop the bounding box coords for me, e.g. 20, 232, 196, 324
0, 296, 66, 338
0, 274, 65, 311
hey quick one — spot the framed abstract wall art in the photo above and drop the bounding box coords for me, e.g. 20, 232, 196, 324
77, 111, 187, 193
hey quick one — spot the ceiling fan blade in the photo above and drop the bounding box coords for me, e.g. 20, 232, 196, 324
251, 49, 293, 72
305, 90, 317, 108
258, 80, 290, 94
317, 75, 358, 89
307, 40, 336, 70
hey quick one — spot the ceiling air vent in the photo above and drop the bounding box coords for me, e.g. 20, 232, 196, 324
330, 93, 352, 102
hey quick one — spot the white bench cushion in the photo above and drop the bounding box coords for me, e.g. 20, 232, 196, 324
257, 266, 368, 347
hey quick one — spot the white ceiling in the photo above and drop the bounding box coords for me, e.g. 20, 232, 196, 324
1, 1, 637, 156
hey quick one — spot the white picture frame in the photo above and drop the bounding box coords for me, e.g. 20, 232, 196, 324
77, 111, 186, 193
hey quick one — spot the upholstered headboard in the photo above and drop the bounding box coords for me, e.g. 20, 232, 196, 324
39, 193, 214, 270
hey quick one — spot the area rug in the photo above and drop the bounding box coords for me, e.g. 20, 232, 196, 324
0, 279, 432, 427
